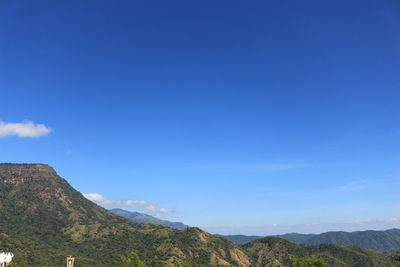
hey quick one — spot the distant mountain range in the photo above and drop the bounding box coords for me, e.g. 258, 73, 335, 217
222, 229, 400, 251
110, 209, 400, 253
0, 164, 252, 266
1, 163, 399, 266
110, 208, 189, 230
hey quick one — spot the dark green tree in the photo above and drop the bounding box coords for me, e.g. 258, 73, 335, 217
120, 251, 147, 267
390, 254, 400, 262
291, 255, 329, 267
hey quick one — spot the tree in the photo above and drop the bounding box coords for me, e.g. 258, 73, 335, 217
181, 261, 191, 267
390, 254, 400, 262
291, 255, 329, 267
120, 251, 147, 267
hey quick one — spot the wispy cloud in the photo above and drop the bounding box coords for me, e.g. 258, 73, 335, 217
335, 180, 367, 192
83, 193, 173, 214
0, 120, 52, 138
158, 208, 172, 213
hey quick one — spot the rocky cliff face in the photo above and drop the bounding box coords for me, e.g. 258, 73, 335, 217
0, 163, 57, 184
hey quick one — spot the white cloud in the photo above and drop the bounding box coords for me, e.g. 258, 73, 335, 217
0, 120, 52, 138
83, 193, 173, 213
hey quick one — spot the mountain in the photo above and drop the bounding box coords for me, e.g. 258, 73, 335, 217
0, 163, 398, 266
110, 208, 189, 230
279, 229, 400, 251
222, 229, 400, 252
0, 163, 251, 266
217, 235, 263, 245
243, 236, 399, 267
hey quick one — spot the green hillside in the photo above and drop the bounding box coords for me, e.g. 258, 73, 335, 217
223, 229, 400, 252
0, 164, 250, 266
0, 163, 398, 267
243, 237, 399, 267
279, 230, 400, 251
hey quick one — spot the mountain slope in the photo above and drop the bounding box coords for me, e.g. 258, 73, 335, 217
279, 229, 400, 251
0, 164, 251, 266
110, 208, 189, 230
219, 235, 263, 245
0, 163, 398, 267
223, 229, 400, 252
217, 235, 265, 245
243, 236, 399, 267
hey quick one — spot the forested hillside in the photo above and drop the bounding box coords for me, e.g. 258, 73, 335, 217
1, 164, 398, 266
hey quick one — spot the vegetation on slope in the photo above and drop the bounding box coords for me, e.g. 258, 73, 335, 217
243, 236, 399, 267
0, 164, 250, 266
1, 163, 399, 267
120, 251, 148, 267
223, 229, 400, 252
279, 229, 400, 251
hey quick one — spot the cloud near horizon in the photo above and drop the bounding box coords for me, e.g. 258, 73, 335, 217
0, 120, 52, 138
83, 193, 173, 214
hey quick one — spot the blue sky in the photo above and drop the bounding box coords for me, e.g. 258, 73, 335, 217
0, 0, 399, 235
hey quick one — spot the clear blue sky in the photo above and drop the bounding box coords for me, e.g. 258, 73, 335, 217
0, 0, 399, 235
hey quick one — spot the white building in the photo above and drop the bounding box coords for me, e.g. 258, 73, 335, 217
0, 252, 14, 267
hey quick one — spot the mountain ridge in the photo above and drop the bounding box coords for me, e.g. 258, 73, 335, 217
110, 208, 189, 230
221, 228, 400, 251
1, 163, 398, 266
0, 163, 250, 266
